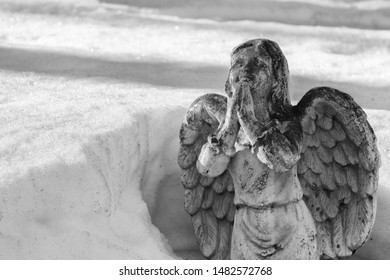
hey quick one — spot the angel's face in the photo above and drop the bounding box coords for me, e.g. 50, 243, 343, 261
227, 44, 275, 125
228, 46, 274, 99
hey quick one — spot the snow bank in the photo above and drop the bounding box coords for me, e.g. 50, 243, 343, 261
0, 104, 183, 259
1, 96, 389, 259
103, 0, 390, 30
0, 61, 199, 259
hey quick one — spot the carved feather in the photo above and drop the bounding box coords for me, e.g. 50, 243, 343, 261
365, 170, 378, 196
212, 220, 233, 260
192, 209, 219, 258
319, 190, 339, 218
358, 167, 378, 196
302, 115, 316, 134
317, 145, 333, 164
316, 221, 337, 259
223, 192, 234, 219
317, 114, 333, 130
335, 184, 352, 204
359, 143, 379, 172
333, 163, 347, 187
178, 145, 197, 169
199, 175, 214, 187
184, 186, 205, 215
345, 196, 374, 251
304, 147, 325, 174
332, 214, 352, 257
202, 187, 214, 209
307, 106, 317, 119
340, 140, 359, 164
179, 123, 199, 145
212, 171, 232, 194
303, 132, 321, 150
297, 157, 309, 174
178, 138, 204, 169
346, 166, 359, 193
227, 179, 234, 192
319, 164, 336, 191
317, 127, 336, 148
303, 169, 321, 188
212, 193, 228, 219
181, 165, 200, 189
333, 143, 348, 166
329, 121, 346, 142
305, 191, 327, 222
213, 192, 234, 219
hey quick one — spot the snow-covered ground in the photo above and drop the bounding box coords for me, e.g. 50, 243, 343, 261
0, 0, 389, 259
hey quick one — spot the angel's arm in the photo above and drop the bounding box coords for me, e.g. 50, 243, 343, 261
254, 120, 302, 172
237, 89, 302, 172
197, 95, 240, 177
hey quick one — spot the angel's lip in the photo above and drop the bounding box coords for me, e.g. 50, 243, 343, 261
233, 82, 254, 94
235, 79, 253, 87
238, 75, 255, 82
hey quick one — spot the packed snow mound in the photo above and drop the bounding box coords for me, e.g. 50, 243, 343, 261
0, 102, 184, 259
1, 99, 390, 259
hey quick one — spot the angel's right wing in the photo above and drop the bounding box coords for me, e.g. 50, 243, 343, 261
178, 93, 235, 260
295, 87, 380, 259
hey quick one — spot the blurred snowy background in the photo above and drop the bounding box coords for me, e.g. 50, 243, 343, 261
0, 0, 389, 259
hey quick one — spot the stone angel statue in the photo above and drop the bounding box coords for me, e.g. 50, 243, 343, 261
178, 38, 380, 260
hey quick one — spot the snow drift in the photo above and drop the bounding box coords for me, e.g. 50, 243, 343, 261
0, 105, 184, 259
104, 0, 390, 30
1, 103, 390, 259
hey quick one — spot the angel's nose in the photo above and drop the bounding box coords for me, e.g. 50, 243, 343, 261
243, 64, 251, 73
239, 70, 255, 80
244, 59, 258, 72
238, 65, 256, 81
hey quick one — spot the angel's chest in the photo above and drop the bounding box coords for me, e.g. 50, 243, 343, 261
229, 149, 301, 207
230, 150, 270, 190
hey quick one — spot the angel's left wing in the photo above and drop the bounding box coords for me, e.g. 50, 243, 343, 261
294, 87, 380, 259
178, 93, 235, 260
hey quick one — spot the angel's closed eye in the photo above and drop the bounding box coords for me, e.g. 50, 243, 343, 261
254, 59, 271, 74
257, 60, 267, 69
232, 58, 245, 68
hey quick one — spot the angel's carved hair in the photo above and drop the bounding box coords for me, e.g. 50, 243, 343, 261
225, 38, 292, 121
